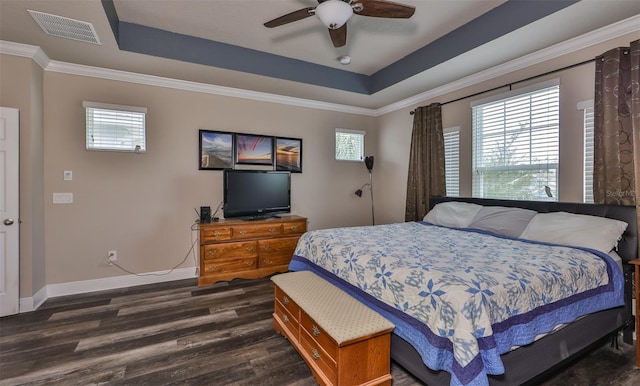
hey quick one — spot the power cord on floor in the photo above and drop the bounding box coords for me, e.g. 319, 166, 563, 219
107, 222, 200, 277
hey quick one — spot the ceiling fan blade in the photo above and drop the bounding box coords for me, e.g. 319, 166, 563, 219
264, 7, 315, 28
355, 0, 416, 18
329, 24, 347, 47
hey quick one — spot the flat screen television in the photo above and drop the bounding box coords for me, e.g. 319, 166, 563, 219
223, 170, 291, 219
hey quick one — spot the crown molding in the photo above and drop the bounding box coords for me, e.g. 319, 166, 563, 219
376, 14, 640, 116
0, 40, 50, 68
2, 14, 638, 118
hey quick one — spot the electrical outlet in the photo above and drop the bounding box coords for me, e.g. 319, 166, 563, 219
108, 250, 117, 264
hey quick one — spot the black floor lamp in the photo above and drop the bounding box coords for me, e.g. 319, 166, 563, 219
354, 156, 375, 225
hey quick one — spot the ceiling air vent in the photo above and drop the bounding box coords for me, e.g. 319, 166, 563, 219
28, 10, 101, 45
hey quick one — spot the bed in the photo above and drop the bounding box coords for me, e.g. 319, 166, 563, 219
288, 197, 637, 386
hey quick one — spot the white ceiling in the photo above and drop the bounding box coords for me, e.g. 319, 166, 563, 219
1, 0, 639, 110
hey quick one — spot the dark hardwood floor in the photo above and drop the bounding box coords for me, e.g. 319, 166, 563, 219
0, 276, 637, 385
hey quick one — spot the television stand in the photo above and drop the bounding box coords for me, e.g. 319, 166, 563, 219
198, 215, 307, 287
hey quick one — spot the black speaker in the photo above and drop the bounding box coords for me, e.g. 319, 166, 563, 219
200, 206, 211, 223
364, 156, 374, 172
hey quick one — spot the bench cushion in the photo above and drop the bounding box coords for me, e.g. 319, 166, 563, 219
272, 271, 394, 345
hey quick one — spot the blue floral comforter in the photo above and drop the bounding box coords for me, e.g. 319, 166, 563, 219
288, 221, 623, 386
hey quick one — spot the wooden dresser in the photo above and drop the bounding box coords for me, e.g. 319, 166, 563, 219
198, 215, 307, 287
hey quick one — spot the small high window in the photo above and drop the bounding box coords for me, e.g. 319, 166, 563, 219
335, 128, 365, 161
84, 101, 147, 152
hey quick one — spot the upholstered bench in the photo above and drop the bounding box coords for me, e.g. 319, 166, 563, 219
271, 270, 395, 386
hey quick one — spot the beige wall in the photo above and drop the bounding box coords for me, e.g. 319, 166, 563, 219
0, 54, 46, 298
375, 32, 640, 225
3, 29, 637, 295
42, 73, 376, 285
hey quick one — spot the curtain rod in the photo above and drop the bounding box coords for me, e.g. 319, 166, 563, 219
409, 58, 595, 115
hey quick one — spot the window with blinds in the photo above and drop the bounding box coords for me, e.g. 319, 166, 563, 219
471, 80, 559, 201
335, 128, 365, 161
580, 101, 595, 203
444, 127, 460, 197
84, 101, 147, 152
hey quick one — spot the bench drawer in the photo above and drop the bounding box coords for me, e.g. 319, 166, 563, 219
300, 310, 338, 360
275, 285, 300, 317
300, 326, 337, 384
274, 300, 298, 341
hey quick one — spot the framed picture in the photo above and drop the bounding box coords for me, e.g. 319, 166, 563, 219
235, 134, 274, 165
275, 137, 302, 173
199, 130, 234, 170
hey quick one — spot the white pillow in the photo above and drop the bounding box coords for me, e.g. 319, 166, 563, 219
520, 211, 628, 253
424, 202, 483, 228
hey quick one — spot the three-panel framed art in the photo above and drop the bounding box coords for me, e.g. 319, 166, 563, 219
198, 130, 302, 173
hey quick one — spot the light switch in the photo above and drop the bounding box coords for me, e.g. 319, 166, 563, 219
64, 170, 72, 181
53, 193, 73, 204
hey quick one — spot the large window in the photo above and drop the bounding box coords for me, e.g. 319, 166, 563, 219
579, 100, 595, 203
84, 101, 147, 152
443, 126, 460, 197
335, 128, 365, 161
471, 80, 559, 201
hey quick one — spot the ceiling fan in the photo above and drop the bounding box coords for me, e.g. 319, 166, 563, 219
264, 0, 416, 48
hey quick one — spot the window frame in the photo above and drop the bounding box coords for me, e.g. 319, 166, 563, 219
84, 101, 147, 153
443, 126, 460, 197
578, 100, 594, 204
470, 79, 560, 201
335, 128, 365, 162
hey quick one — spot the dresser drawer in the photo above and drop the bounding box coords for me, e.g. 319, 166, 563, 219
301, 310, 338, 360
274, 299, 299, 340
259, 254, 293, 268
274, 285, 300, 318
203, 257, 257, 274
201, 227, 232, 242
300, 327, 337, 384
282, 221, 306, 235
232, 223, 282, 239
258, 236, 299, 254
202, 241, 257, 260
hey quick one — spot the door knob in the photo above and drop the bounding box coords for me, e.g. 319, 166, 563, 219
3, 218, 15, 226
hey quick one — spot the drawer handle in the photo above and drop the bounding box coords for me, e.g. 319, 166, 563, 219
290, 226, 298, 231
269, 228, 276, 233
209, 265, 217, 271
283, 295, 289, 304
208, 249, 218, 255
246, 246, 254, 252
245, 261, 254, 266
312, 325, 321, 337
312, 348, 320, 360
239, 230, 248, 235
263, 258, 271, 264
263, 244, 270, 250
214, 232, 222, 237
283, 314, 289, 323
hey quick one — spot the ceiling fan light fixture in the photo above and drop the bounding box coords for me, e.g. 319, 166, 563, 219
315, 0, 353, 29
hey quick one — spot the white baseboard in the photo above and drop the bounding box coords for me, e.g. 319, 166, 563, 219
19, 267, 197, 312
19, 285, 47, 313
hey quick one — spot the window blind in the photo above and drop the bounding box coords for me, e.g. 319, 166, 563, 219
581, 103, 595, 203
472, 82, 559, 201
335, 128, 365, 161
444, 127, 460, 197
84, 101, 147, 152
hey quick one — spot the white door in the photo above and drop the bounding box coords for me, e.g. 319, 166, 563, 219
0, 107, 19, 316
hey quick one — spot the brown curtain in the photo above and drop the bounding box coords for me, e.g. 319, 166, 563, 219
593, 40, 640, 254
405, 103, 446, 222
